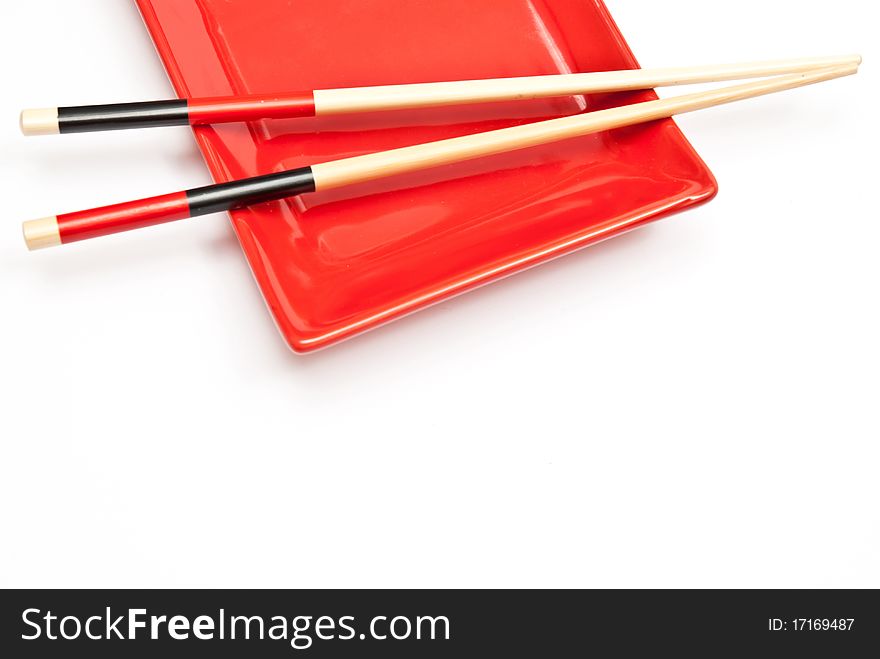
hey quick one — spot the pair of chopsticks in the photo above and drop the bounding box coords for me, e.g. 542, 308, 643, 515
21, 55, 860, 250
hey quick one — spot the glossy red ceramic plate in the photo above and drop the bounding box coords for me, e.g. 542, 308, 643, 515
136, 0, 717, 352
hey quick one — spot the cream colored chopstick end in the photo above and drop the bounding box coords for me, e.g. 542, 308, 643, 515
20, 108, 60, 136
23, 216, 61, 250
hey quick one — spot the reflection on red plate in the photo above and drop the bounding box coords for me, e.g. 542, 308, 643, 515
136, 0, 717, 352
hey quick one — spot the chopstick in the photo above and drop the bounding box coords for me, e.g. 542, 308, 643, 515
19, 54, 860, 136
22, 63, 858, 250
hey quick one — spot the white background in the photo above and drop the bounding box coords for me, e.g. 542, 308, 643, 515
1, 0, 877, 588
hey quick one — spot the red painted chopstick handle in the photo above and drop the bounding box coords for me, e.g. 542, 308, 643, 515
187, 92, 316, 124
21, 93, 317, 135
56, 192, 192, 244
22, 168, 316, 249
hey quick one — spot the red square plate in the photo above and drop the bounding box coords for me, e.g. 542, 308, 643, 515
136, 0, 717, 352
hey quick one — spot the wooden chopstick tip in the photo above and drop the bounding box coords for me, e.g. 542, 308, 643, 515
826, 61, 861, 79
20, 108, 59, 136
23, 216, 61, 250
831, 53, 862, 68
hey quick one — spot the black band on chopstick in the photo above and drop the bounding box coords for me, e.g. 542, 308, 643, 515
57, 100, 190, 133
185, 167, 316, 216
